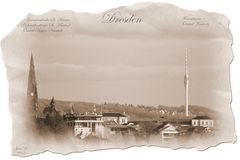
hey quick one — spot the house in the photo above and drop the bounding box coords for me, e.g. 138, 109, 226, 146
158, 123, 180, 139
102, 112, 128, 124
191, 116, 214, 128
64, 113, 104, 139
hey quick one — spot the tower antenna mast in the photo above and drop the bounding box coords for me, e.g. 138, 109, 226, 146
184, 48, 189, 117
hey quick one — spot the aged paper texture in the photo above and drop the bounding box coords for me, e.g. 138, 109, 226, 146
1, 2, 236, 156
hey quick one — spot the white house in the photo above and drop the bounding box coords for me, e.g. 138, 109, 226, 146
192, 116, 214, 128
64, 114, 104, 139
159, 123, 179, 139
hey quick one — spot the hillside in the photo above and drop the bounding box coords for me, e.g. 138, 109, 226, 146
37, 98, 218, 121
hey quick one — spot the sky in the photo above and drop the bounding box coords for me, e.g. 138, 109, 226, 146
1, 3, 233, 109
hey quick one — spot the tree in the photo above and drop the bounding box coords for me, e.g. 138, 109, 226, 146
43, 97, 63, 133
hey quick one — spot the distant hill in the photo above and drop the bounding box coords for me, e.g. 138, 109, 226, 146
37, 98, 219, 121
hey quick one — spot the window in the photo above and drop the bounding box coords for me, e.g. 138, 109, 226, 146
192, 120, 198, 126
210, 121, 213, 126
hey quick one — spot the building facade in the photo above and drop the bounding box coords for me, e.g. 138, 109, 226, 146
64, 114, 104, 138
192, 116, 214, 128
158, 123, 179, 139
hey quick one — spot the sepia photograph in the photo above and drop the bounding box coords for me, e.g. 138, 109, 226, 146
0, 2, 236, 156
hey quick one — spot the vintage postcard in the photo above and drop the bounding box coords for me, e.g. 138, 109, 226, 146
1, 2, 236, 156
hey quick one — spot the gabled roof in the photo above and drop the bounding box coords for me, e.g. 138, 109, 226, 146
102, 112, 126, 117
158, 123, 179, 132
152, 123, 166, 132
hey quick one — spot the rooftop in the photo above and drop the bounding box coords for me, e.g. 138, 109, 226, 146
192, 116, 212, 120
102, 112, 126, 117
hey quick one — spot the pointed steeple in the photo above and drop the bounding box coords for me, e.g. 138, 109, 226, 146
27, 53, 38, 112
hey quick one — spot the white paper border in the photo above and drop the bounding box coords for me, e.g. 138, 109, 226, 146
0, 0, 239, 160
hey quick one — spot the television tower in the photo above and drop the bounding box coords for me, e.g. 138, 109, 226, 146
184, 48, 189, 117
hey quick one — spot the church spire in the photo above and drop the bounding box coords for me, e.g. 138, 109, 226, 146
27, 53, 38, 112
